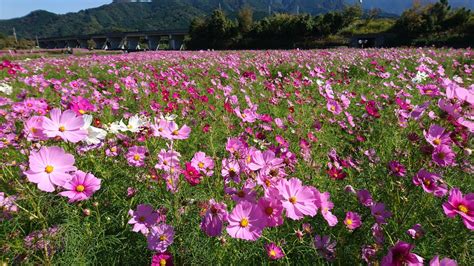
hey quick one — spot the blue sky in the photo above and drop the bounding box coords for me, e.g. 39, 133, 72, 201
0, 0, 111, 19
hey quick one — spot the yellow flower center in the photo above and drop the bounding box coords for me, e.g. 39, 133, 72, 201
198, 162, 205, 169
458, 204, 468, 213
31, 127, 37, 133
330, 105, 336, 111
133, 154, 141, 161
45, 165, 54, 173
289, 196, 297, 204
79, 109, 85, 114
246, 155, 251, 163
75, 185, 85, 192
58, 126, 66, 132
269, 250, 277, 257
423, 180, 431, 186
172, 130, 179, 136
160, 258, 167, 266
346, 219, 353, 225
138, 216, 146, 222
110, 147, 117, 152
240, 218, 249, 227
242, 113, 247, 118
264, 179, 271, 187
237, 190, 245, 198
159, 235, 167, 241
265, 207, 273, 215
433, 138, 441, 145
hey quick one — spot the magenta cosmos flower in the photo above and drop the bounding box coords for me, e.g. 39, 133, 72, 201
442, 188, 474, 230
151, 252, 173, 266
126, 146, 147, 167
277, 178, 318, 220
344, 211, 362, 230
432, 145, 456, 167
265, 242, 284, 260
128, 204, 159, 234
412, 169, 447, 197
24, 146, 76, 192
327, 99, 342, 115
182, 162, 202, 186
42, 108, 87, 143
147, 223, 175, 252
371, 202, 392, 224
388, 161, 406, 177
226, 201, 265, 241
69, 96, 94, 115
191, 151, 214, 176
59, 170, 101, 203
424, 124, 452, 147
201, 199, 228, 237
314, 235, 337, 261
381, 241, 424, 266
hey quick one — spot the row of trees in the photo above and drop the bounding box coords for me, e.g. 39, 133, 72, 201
187, 0, 473, 49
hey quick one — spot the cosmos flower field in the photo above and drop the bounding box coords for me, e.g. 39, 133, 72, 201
0, 48, 473, 265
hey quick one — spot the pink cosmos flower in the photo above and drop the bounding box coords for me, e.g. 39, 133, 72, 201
0, 192, 18, 221
24, 146, 76, 192
23, 116, 47, 141
191, 151, 214, 176
229, 180, 257, 203
258, 197, 284, 227
442, 188, 474, 230
151, 252, 173, 266
265, 242, 284, 260
277, 178, 318, 220
42, 108, 87, 143
226, 201, 265, 241
161, 121, 191, 140
432, 145, 456, 167
381, 241, 423, 266
155, 149, 181, 173
182, 162, 202, 186
424, 124, 452, 147
371, 202, 392, 224
147, 223, 175, 252
365, 100, 380, 118
150, 118, 171, 138
344, 211, 362, 230
59, 170, 101, 203
247, 150, 283, 172
126, 146, 147, 167
314, 189, 338, 226
221, 159, 241, 183
201, 199, 228, 237
327, 99, 342, 115
412, 169, 447, 197
429, 256, 457, 266
128, 204, 159, 234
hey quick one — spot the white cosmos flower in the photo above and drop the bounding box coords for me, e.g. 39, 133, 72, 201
0, 83, 13, 95
160, 113, 177, 121
81, 115, 107, 145
125, 115, 147, 133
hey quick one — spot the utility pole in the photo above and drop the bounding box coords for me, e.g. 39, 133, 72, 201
296, 5, 300, 15
12, 27, 18, 43
36, 35, 39, 48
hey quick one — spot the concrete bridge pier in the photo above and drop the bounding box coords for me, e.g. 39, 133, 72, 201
126, 36, 141, 50
78, 39, 89, 49
92, 38, 107, 50
147, 35, 160, 50
107, 37, 124, 50
169, 34, 184, 50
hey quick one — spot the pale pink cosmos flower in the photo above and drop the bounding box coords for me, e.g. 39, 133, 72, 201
161, 121, 191, 140
23, 116, 47, 141
24, 146, 76, 192
191, 151, 214, 176
226, 201, 265, 241
42, 108, 87, 143
314, 189, 338, 226
247, 150, 283, 172
277, 178, 318, 220
258, 197, 284, 227
126, 146, 147, 167
59, 170, 101, 203
424, 124, 451, 147
221, 158, 241, 183
155, 149, 181, 173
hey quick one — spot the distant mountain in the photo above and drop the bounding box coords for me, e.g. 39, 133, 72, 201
0, 0, 472, 39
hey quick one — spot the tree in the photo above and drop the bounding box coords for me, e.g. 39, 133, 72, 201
237, 7, 253, 34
